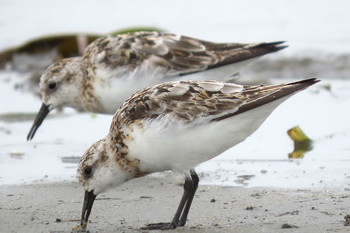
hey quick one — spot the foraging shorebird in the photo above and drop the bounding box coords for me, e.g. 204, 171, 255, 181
27, 31, 286, 140
73, 78, 318, 231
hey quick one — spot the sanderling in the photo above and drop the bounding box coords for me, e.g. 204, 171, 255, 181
27, 31, 287, 140
72, 78, 319, 231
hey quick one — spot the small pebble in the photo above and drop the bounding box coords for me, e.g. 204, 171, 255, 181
281, 223, 298, 229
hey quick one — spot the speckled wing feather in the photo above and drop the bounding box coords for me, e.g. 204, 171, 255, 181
114, 79, 318, 127
84, 31, 286, 75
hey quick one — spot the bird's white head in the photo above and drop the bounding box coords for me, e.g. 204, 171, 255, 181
77, 138, 134, 195
39, 57, 86, 111
76, 136, 139, 230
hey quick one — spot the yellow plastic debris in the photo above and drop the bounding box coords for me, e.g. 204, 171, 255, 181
287, 126, 313, 159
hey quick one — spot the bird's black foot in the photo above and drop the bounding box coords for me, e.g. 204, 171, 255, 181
141, 222, 176, 230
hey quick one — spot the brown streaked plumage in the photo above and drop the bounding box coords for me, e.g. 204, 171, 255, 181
75, 78, 319, 231
115, 79, 316, 125
85, 31, 287, 76
28, 31, 287, 140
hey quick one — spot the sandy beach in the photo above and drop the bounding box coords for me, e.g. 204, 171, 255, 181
1, 174, 350, 233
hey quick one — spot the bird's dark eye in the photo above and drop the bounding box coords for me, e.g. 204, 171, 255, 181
84, 167, 93, 177
48, 82, 57, 90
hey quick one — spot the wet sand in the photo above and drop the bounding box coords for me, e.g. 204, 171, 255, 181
1, 174, 350, 233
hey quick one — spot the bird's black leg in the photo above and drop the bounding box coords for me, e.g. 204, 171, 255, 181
178, 170, 199, 226
141, 170, 199, 230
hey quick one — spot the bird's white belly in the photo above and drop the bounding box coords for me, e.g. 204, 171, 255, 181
128, 95, 289, 173
94, 67, 168, 114
93, 59, 257, 114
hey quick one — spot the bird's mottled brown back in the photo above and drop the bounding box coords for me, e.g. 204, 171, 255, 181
112, 79, 319, 129
83, 31, 286, 76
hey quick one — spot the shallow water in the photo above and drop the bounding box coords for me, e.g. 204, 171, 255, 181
0, 0, 349, 188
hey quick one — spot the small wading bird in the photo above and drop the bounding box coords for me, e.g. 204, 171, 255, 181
73, 78, 318, 231
27, 31, 287, 140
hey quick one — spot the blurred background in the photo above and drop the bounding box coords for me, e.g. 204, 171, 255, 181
1, 0, 349, 53
0, 0, 349, 188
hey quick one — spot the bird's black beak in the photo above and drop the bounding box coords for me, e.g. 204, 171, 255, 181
27, 103, 51, 141
80, 190, 97, 228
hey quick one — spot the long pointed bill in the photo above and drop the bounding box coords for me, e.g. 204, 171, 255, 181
80, 190, 97, 228
27, 103, 51, 141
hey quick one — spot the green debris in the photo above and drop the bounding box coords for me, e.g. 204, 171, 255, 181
0, 34, 101, 69
0, 26, 165, 70
287, 126, 313, 159
90, 113, 98, 119
109, 26, 164, 35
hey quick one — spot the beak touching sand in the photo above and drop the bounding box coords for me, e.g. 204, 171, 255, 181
27, 103, 51, 141
80, 190, 97, 228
